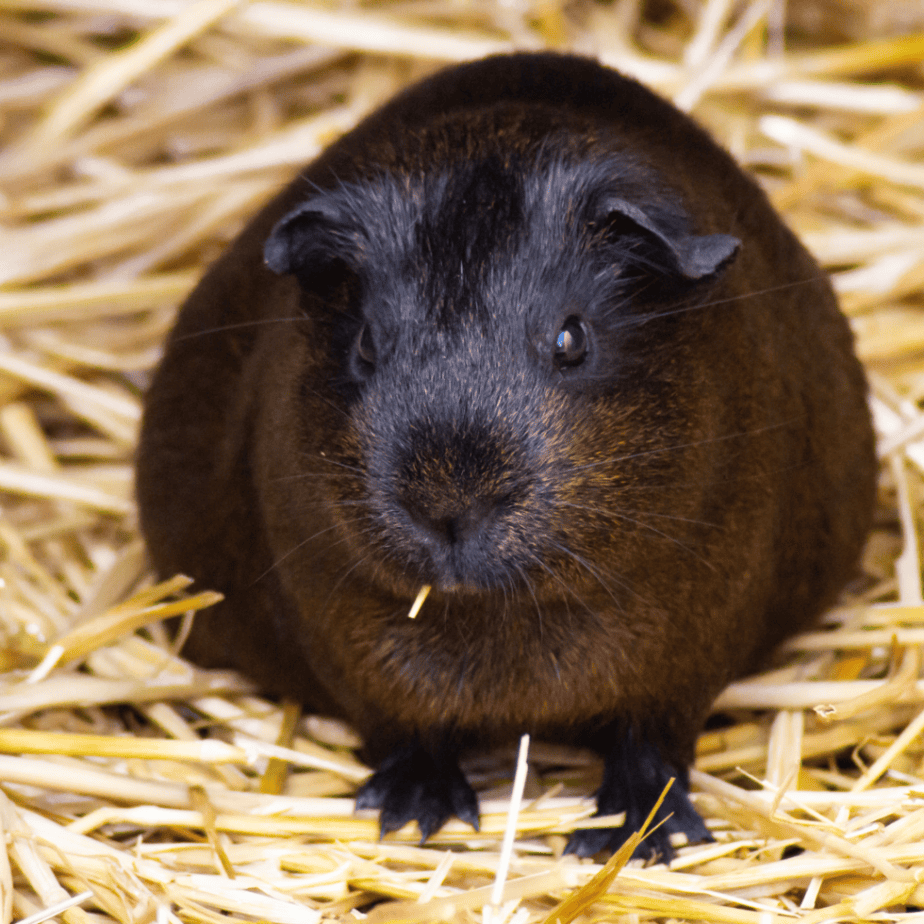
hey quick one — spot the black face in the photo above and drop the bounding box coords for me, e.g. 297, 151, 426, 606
265, 150, 739, 596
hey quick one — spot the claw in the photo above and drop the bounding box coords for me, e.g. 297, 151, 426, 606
355, 743, 479, 842
566, 728, 712, 861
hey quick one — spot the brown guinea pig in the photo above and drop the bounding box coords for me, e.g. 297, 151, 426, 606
136, 51, 876, 859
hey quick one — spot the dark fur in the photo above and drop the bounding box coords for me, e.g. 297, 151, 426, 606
136, 52, 876, 858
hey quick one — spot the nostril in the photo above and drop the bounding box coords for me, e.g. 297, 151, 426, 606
434, 514, 460, 545
407, 497, 496, 546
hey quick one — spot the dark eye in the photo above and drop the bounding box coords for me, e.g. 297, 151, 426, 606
554, 316, 588, 369
355, 322, 376, 368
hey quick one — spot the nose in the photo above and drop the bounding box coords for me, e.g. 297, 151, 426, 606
403, 493, 500, 546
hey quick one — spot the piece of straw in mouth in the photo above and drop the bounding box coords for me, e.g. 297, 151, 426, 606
407, 583, 431, 619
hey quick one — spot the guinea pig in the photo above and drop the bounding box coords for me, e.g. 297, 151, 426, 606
136, 51, 877, 859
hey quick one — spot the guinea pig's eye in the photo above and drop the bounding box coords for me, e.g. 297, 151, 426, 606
355, 322, 376, 369
554, 316, 588, 369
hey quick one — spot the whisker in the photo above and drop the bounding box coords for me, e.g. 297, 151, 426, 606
558, 499, 719, 530
270, 469, 364, 485
568, 415, 805, 472
556, 501, 715, 569
253, 514, 369, 584
319, 552, 375, 613
172, 316, 307, 342
606, 273, 831, 331
583, 458, 811, 495
545, 539, 627, 606
514, 561, 545, 641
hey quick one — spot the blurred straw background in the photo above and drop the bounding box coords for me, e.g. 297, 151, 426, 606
2, 0, 924, 921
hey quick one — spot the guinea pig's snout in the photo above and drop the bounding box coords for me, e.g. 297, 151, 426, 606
390, 428, 529, 591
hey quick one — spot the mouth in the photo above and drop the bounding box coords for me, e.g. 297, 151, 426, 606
383, 550, 523, 600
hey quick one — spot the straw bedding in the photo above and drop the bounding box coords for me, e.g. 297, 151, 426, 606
1, 1, 924, 921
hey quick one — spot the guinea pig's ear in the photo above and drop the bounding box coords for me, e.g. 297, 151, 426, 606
597, 196, 740, 282
264, 199, 360, 284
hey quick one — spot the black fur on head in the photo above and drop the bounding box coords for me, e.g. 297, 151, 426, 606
259, 151, 741, 598
264, 150, 740, 319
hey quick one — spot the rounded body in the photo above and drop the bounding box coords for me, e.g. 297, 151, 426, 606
137, 53, 875, 811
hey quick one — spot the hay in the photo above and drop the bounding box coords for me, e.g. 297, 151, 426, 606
1, 0, 924, 920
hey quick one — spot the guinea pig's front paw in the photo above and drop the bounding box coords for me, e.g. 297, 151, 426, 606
355, 743, 479, 843
566, 730, 712, 861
